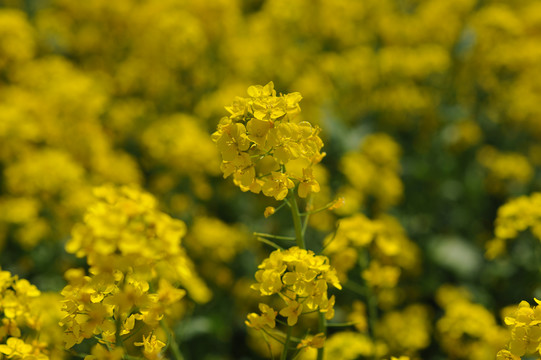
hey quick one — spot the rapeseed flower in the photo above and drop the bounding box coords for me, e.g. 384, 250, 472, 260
212, 82, 325, 201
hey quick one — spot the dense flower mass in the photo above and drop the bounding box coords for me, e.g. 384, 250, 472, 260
60, 185, 209, 358
212, 82, 324, 200
0, 270, 51, 360
65, 184, 210, 302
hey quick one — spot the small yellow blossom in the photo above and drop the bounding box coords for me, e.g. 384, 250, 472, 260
0, 337, 33, 358
279, 300, 303, 326
134, 334, 166, 360
297, 333, 326, 349
245, 304, 277, 330
328, 197, 345, 211
264, 206, 276, 218
496, 349, 521, 360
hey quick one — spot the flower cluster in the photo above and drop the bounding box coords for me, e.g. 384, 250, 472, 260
376, 304, 431, 354
141, 113, 221, 200
324, 213, 420, 285
212, 82, 324, 200
65, 184, 210, 302
60, 185, 210, 357
184, 216, 250, 287
498, 299, 541, 359
0, 269, 50, 360
477, 146, 533, 194
246, 247, 341, 330
486, 192, 541, 259
298, 331, 388, 360
436, 285, 510, 360
339, 133, 403, 213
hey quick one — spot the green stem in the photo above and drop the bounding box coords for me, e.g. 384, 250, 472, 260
321, 227, 338, 253
161, 319, 184, 360
256, 237, 284, 250
289, 193, 305, 249
301, 195, 313, 237
261, 328, 286, 344
301, 209, 310, 238
326, 321, 358, 327
367, 293, 378, 360
299, 198, 338, 216
281, 326, 293, 360
121, 320, 145, 342
316, 312, 326, 360
343, 280, 368, 297
115, 312, 124, 348
254, 232, 296, 241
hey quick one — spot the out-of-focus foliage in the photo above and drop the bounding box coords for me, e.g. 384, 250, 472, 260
1, 0, 541, 358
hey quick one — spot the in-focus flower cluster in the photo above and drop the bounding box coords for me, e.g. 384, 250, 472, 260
60, 185, 210, 357
246, 246, 341, 332
212, 82, 324, 200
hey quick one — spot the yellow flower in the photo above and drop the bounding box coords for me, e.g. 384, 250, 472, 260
84, 344, 124, 360
246, 118, 272, 146
264, 206, 276, 218
297, 333, 326, 349
245, 304, 277, 330
362, 261, 401, 289
297, 168, 320, 198
0, 337, 33, 358
328, 197, 345, 210
253, 269, 284, 295
214, 120, 251, 162
261, 172, 295, 201
279, 300, 303, 326
496, 350, 521, 360
134, 334, 166, 360
348, 301, 368, 332
320, 295, 336, 320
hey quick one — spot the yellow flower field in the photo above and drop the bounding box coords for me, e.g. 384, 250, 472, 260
1, 0, 541, 359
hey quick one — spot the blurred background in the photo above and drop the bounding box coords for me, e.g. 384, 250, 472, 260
1, 0, 540, 359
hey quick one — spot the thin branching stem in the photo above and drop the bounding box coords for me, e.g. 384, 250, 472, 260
257, 237, 284, 250
280, 326, 293, 360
